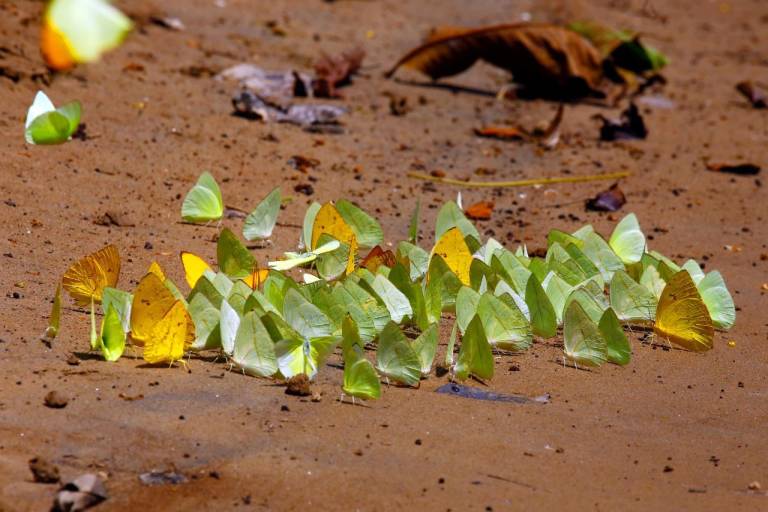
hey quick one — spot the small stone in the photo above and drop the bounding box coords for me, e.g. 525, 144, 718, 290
663, 465, 674, 473
280, 405, 290, 412
353, 449, 363, 456
285, 374, 312, 396
748, 481, 761, 491
311, 391, 322, 402
44, 391, 68, 409
414, 439, 422, 446
29, 456, 60, 483
66, 354, 80, 366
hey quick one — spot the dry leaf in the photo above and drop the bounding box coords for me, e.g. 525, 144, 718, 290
598, 103, 647, 141
706, 162, 761, 176
474, 126, 526, 140
586, 182, 626, 211
313, 48, 365, 98
465, 201, 494, 220
735, 81, 767, 109
386, 23, 604, 99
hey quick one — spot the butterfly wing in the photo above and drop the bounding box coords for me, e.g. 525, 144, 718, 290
654, 271, 714, 351
698, 271, 735, 330
609, 213, 645, 265
609, 270, 657, 322
143, 301, 192, 364
430, 227, 472, 286
563, 301, 607, 367
181, 172, 223, 222
243, 187, 281, 241
311, 203, 358, 274
130, 272, 176, 346
62, 244, 120, 305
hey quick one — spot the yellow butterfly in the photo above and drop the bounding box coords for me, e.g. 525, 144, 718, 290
311, 202, 358, 275
130, 272, 177, 347
654, 270, 714, 352
180, 251, 268, 289
180, 251, 210, 289
62, 244, 120, 305
430, 227, 472, 285
142, 301, 193, 365
147, 261, 166, 281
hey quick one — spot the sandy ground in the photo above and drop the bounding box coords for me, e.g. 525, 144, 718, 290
1, 0, 767, 510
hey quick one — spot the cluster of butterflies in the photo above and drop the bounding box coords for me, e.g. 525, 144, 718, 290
46, 172, 735, 401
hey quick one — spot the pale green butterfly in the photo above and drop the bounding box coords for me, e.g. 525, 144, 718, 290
243, 187, 281, 241
99, 304, 126, 362
268, 240, 341, 271
369, 274, 413, 324
181, 172, 224, 223
219, 299, 240, 356
525, 275, 558, 338
563, 301, 607, 367
453, 315, 494, 381
435, 200, 481, 243
573, 227, 625, 282
231, 311, 278, 377
542, 271, 573, 325
609, 213, 645, 265
375, 321, 421, 387
335, 199, 384, 248
101, 287, 132, 334
455, 286, 481, 333
609, 270, 656, 323
477, 292, 532, 351
683, 261, 736, 330
411, 324, 439, 377
273, 330, 338, 380
217, 228, 256, 279
300, 202, 322, 251
599, 308, 631, 365
188, 293, 222, 351
25, 91, 81, 145
341, 317, 381, 400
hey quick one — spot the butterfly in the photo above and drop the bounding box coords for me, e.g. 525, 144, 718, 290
25, 91, 81, 145
99, 305, 126, 362
654, 270, 714, 351
609, 270, 657, 323
360, 245, 396, 273
311, 202, 358, 274
341, 317, 381, 401
231, 311, 278, 377
130, 272, 177, 347
181, 172, 224, 223
608, 213, 645, 265
375, 322, 421, 387
243, 187, 281, 241
268, 239, 341, 271
41, 0, 132, 70
62, 244, 120, 306
142, 301, 194, 365
453, 315, 494, 381
430, 227, 472, 286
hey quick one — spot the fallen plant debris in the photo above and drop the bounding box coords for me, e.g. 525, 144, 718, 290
598, 103, 647, 141
706, 162, 761, 176
407, 170, 630, 188
218, 65, 312, 102
586, 183, 626, 212
474, 104, 564, 149
29, 456, 61, 483
52, 474, 107, 512
139, 470, 188, 486
386, 23, 606, 99
436, 383, 550, 404
735, 81, 767, 109
285, 373, 312, 396
465, 200, 494, 220
313, 47, 365, 98
232, 91, 346, 131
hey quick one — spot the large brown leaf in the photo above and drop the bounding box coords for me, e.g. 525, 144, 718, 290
385, 23, 605, 99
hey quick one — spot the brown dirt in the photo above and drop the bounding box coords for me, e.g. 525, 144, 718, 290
1, 0, 767, 510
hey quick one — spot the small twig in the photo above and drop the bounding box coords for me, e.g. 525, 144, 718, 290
407, 171, 630, 188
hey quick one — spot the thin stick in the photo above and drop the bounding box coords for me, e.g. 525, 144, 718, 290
407, 171, 630, 188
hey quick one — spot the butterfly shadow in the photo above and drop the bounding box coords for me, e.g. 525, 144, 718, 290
71, 351, 105, 362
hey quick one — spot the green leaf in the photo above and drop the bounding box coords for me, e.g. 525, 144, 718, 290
243, 187, 281, 241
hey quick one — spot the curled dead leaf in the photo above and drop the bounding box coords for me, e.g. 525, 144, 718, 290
586, 182, 626, 211
386, 23, 605, 99
706, 162, 761, 176
313, 48, 365, 98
